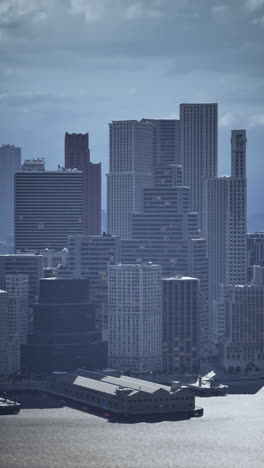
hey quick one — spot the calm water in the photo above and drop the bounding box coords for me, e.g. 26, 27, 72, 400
0, 388, 264, 468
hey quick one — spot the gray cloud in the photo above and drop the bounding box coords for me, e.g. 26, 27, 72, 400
0, 0, 263, 213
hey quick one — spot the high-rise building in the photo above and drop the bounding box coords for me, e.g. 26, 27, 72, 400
0, 290, 8, 375
21, 278, 107, 371
0, 254, 43, 305
107, 120, 153, 239
247, 233, 264, 281
65, 132, 101, 235
203, 130, 247, 341
216, 282, 264, 370
141, 119, 181, 168
5, 274, 29, 373
14, 166, 84, 251
130, 185, 198, 241
125, 169, 208, 350
180, 103, 218, 226
162, 276, 200, 372
154, 164, 183, 187
0, 145, 21, 242
108, 263, 162, 372
66, 234, 121, 329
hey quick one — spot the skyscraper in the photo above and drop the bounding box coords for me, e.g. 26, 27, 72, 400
66, 234, 121, 329
0, 145, 21, 243
107, 120, 153, 239
65, 132, 101, 235
0, 290, 8, 374
180, 103, 218, 226
162, 276, 200, 372
6, 274, 29, 373
14, 166, 84, 251
203, 130, 247, 340
247, 232, 264, 281
141, 118, 181, 168
108, 263, 162, 372
0, 254, 43, 305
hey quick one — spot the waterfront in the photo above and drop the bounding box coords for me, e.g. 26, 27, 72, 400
0, 388, 264, 468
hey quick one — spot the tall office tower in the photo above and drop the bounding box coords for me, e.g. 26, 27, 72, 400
203, 131, 247, 341
162, 276, 200, 372
141, 119, 181, 168
6, 274, 29, 373
15, 166, 84, 251
154, 164, 183, 187
107, 120, 153, 239
108, 263, 162, 372
21, 278, 107, 371
180, 103, 218, 227
0, 145, 21, 243
0, 254, 43, 305
216, 282, 264, 370
65, 132, 101, 235
66, 234, 121, 329
130, 185, 198, 241
0, 290, 8, 374
247, 233, 264, 281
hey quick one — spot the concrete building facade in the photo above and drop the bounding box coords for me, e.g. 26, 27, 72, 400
108, 263, 162, 372
180, 103, 218, 227
15, 168, 84, 251
203, 130, 247, 341
5, 274, 29, 373
66, 234, 121, 330
107, 120, 153, 239
0, 145, 21, 243
0, 290, 8, 375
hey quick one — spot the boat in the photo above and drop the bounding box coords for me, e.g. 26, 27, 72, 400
0, 397, 21, 415
186, 371, 229, 396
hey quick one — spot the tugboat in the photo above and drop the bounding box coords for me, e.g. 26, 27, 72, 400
0, 396, 21, 415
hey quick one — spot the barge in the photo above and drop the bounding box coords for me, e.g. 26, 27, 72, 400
45, 369, 203, 418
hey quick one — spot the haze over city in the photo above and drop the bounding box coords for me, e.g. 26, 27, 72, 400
1, 2, 264, 467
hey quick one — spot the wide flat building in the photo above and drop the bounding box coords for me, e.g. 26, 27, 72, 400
65, 132, 101, 235
15, 167, 84, 251
0, 145, 21, 243
107, 120, 153, 239
108, 263, 162, 372
22, 278, 107, 372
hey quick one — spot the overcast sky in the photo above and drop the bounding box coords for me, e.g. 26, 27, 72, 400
1, 0, 264, 218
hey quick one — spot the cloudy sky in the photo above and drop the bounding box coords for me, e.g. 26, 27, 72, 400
1, 0, 264, 219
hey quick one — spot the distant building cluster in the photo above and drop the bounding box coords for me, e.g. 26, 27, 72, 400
0, 104, 264, 377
